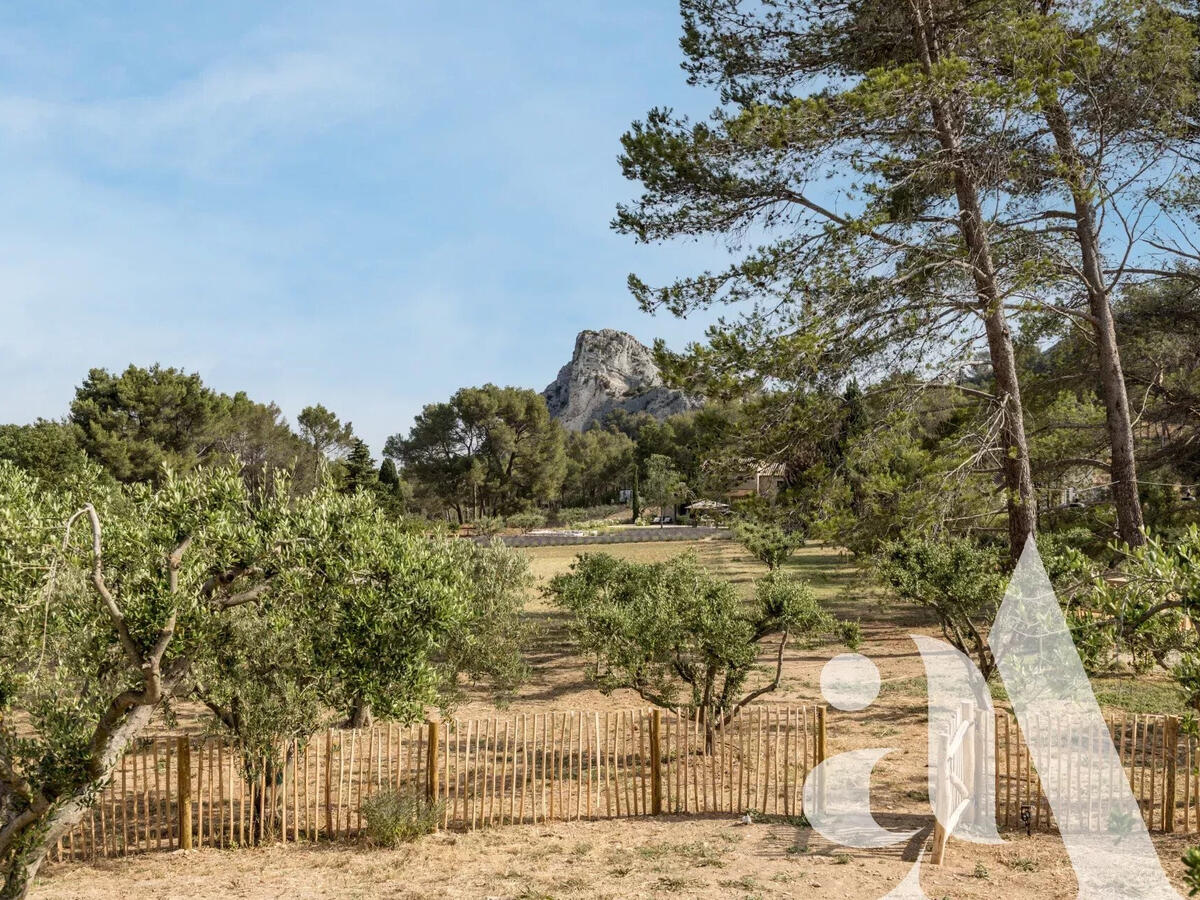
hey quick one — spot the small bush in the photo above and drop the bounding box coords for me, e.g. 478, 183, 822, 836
473, 516, 503, 536
506, 511, 547, 532
558, 504, 627, 526
361, 790, 443, 847
840, 619, 863, 650
732, 519, 804, 570
1182, 846, 1200, 896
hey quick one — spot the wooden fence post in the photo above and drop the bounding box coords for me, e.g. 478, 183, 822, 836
426, 721, 440, 806
324, 729, 333, 839
1166, 716, 1181, 834
650, 709, 663, 815
931, 731, 949, 865
959, 701, 976, 818
816, 705, 827, 814
177, 737, 192, 850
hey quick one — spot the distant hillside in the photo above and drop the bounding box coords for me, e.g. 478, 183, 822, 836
542, 329, 701, 432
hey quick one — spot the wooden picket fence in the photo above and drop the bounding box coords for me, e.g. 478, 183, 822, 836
53, 704, 826, 861
931, 701, 985, 865
994, 710, 1197, 834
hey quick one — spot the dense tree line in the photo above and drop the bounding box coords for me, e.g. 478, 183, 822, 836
0, 365, 753, 530
0, 364, 409, 509
381, 381, 747, 523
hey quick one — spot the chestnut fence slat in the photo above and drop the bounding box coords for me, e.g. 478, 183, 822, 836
52, 704, 824, 861
994, 710, 1194, 835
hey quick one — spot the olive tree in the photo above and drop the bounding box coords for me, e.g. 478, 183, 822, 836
732, 519, 804, 571
438, 538, 532, 707
0, 461, 529, 896
188, 498, 531, 824
1085, 526, 1200, 697
875, 535, 1007, 681
184, 490, 464, 785
0, 461, 294, 896
546, 552, 854, 731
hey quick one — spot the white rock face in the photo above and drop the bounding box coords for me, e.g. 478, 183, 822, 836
542, 329, 702, 432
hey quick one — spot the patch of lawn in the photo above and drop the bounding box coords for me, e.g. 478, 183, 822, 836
993, 673, 1187, 716
1091, 677, 1187, 715
879, 676, 927, 698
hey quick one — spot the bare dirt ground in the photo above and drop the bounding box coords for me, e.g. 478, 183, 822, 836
32, 819, 1198, 898
33, 539, 1198, 899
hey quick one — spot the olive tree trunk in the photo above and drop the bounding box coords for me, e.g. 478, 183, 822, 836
1, 696, 163, 900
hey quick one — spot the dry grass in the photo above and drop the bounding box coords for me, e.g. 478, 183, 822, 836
33, 818, 1198, 898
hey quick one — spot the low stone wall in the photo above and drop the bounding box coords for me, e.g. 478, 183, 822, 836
486, 526, 731, 548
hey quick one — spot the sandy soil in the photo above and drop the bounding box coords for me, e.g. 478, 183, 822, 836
32, 540, 1199, 899
33, 819, 1197, 899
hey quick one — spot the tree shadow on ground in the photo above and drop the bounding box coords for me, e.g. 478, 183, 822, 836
755, 814, 933, 864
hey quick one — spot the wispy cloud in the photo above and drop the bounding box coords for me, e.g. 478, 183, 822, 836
0, 32, 411, 179
0, 2, 723, 453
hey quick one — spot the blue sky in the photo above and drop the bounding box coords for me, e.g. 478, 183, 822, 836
0, 2, 726, 454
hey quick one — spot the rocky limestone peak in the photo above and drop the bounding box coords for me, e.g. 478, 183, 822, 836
542, 329, 701, 432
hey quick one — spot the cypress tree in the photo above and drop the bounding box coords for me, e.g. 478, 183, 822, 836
342, 439, 377, 494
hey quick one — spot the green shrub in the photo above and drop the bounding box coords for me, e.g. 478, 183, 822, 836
732, 519, 804, 570
557, 504, 627, 526
473, 516, 503, 536
506, 511, 547, 532
1184, 846, 1200, 896
361, 790, 444, 847
839, 619, 864, 651
875, 534, 1004, 680
559, 507, 588, 525
1089, 525, 1200, 681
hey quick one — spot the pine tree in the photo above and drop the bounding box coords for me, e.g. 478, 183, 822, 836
341, 439, 377, 494
615, 0, 1063, 561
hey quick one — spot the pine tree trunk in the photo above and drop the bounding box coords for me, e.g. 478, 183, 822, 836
1093, 302, 1145, 546
1042, 99, 1146, 547
983, 309, 1039, 563
630, 467, 640, 525
909, 0, 1037, 562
